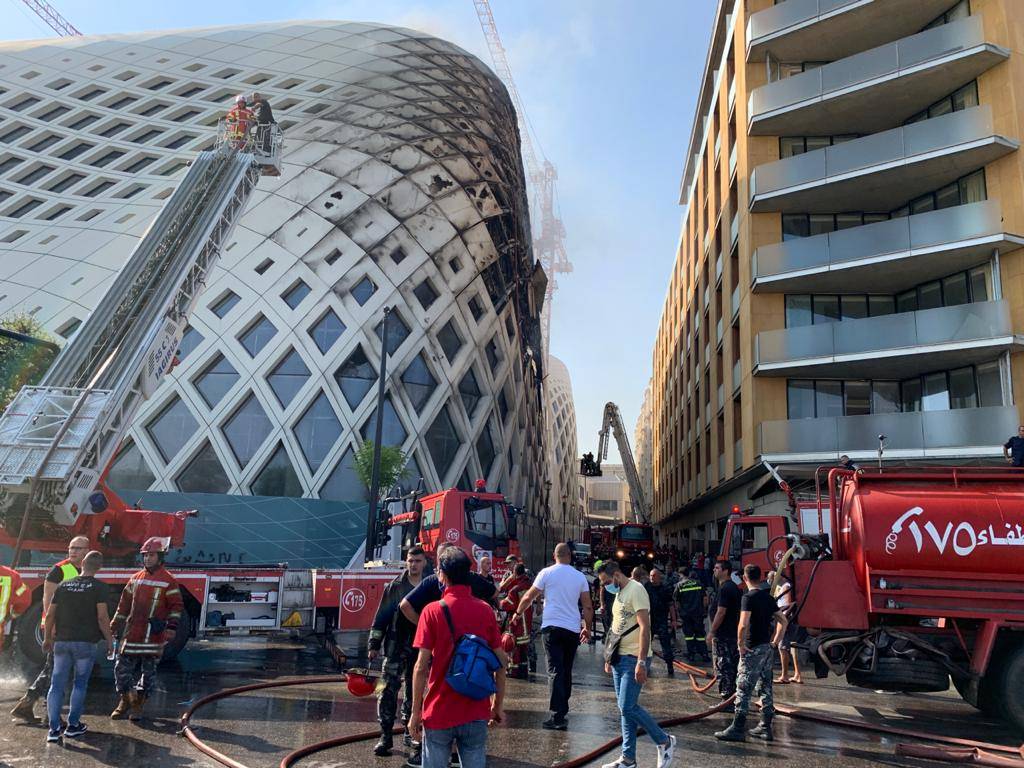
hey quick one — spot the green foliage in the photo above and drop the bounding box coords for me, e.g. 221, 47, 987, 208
353, 439, 409, 500
0, 313, 57, 413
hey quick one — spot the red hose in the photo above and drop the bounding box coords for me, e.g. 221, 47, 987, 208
896, 745, 1024, 768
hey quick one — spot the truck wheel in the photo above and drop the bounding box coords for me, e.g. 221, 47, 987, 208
846, 657, 950, 693
14, 601, 45, 667
952, 674, 999, 716
159, 609, 192, 663
990, 645, 1024, 732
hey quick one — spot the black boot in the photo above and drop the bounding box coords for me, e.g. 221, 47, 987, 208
749, 715, 773, 741
374, 730, 393, 756
714, 714, 747, 742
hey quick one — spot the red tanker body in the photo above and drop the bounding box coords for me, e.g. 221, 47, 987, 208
720, 466, 1024, 732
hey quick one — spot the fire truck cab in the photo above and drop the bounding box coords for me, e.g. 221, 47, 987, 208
414, 489, 521, 567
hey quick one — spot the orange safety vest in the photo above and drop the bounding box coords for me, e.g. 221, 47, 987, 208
40, 558, 79, 627
225, 105, 253, 141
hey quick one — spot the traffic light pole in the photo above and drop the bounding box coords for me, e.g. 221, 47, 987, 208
364, 306, 391, 564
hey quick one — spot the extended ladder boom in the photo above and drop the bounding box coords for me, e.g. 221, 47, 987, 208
596, 402, 651, 525
0, 132, 275, 526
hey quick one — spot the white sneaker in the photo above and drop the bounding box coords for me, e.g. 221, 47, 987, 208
657, 735, 677, 768
601, 759, 636, 768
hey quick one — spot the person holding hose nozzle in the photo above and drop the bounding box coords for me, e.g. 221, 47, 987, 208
715, 563, 788, 743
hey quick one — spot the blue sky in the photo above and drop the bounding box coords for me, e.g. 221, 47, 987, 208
0, 0, 716, 462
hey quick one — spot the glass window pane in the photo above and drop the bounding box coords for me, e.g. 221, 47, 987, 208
942, 273, 969, 307
910, 195, 935, 215
319, 446, 365, 502
177, 325, 203, 361
335, 345, 377, 408
309, 309, 346, 354
949, 366, 978, 410
211, 291, 240, 318
413, 279, 439, 310
787, 380, 815, 419
897, 290, 918, 313
815, 381, 843, 418
918, 281, 942, 310
222, 393, 272, 469
106, 441, 155, 492
872, 381, 900, 414
928, 98, 953, 119
239, 315, 277, 358
835, 214, 862, 230
476, 421, 497, 477
147, 396, 198, 463
351, 276, 376, 305
844, 380, 871, 416
935, 183, 960, 210
779, 137, 804, 158
401, 353, 438, 414
841, 295, 868, 320
785, 295, 812, 328
459, 368, 482, 417
360, 395, 408, 447
969, 267, 989, 302
946, 0, 969, 22
425, 405, 461, 482
959, 170, 986, 204
485, 335, 503, 373
251, 443, 302, 497
812, 295, 840, 324
805, 136, 830, 153
193, 353, 239, 408
268, 349, 311, 408
497, 388, 510, 423
977, 361, 1003, 407
282, 280, 311, 309
293, 392, 341, 473
437, 319, 464, 363
809, 214, 835, 236
922, 372, 950, 411
863, 213, 890, 226
176, 441, 230, 493
375, 311, 411, 357
890, 206, 910, 218
782, 214, 809, 241
869, 295, 896, 316
902, 378, 922, 412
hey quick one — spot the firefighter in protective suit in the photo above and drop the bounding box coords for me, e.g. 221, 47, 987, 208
0, 565, 32, 650
224, 94, 253, 149
675, 569, 710, 662
368, 546, 426, 757
110, 537, 184, 721
500, 563, 533, 678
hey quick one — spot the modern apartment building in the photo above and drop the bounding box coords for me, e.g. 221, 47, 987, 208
651, 0, 1024, 546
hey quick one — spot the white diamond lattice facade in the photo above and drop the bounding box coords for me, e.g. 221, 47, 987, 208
0, 21, 550, 553
544, 355, 581, 543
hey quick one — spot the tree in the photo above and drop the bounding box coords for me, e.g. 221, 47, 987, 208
353, 440, 410, 500
0, 313, 58, 413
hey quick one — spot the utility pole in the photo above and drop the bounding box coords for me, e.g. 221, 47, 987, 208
364, 306, 391, 563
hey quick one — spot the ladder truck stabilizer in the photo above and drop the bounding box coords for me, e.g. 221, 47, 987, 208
0, 131, 278, 529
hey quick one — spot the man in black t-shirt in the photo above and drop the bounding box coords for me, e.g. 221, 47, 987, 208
1004, 425, 1024, 467
715, 563, 788, 744
706, 559, 742, 702
42, 551, 113, 742
399, 543, 497, 624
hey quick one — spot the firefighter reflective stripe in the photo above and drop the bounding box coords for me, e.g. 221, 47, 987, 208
0, 575, 10, 622
41, 560, 80, 627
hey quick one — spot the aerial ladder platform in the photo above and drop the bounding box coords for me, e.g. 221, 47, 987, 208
0, 124, 280, 557
583, 402, 652, 525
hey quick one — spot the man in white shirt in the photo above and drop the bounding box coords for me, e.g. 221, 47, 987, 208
513, 543, 593, 730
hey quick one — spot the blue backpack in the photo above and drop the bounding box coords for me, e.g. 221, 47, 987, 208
440, 599, 500, 700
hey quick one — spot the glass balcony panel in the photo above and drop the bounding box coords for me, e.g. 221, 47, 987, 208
731, 285, 740, 317
756, 323, 833, 366
729, 144, 737, 176
751, 66, 822, 114
755, 235, 828, 278
751, 148, 826, 197
819, 40, 898, 94
904, 106, 993, 155
897, 16, 977, 69
825, 126, 904, 177
732, 360, 741, 391
828, 216, 910, 264
832, 312, 919, 356
909, 198, 1000, 249
747, 0, 821, 42
915, 300, 1010, 347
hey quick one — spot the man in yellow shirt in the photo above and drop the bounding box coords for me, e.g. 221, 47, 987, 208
597, 561, 676, 768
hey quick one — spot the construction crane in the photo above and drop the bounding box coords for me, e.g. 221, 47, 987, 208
582, 402, 651, 525
472, 0, 572, 359
20, 0, 81, 36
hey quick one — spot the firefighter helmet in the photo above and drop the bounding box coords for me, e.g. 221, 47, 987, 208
235, 94, 247, 105
500, 631, 516, 654
139, 537, 168, 554
346, 673, 376, 697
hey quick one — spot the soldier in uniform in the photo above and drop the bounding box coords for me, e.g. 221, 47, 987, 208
675, 569, 710, 662
644, 568, 678, 676
368, 546, 426, 757
715, 564, 788, 743
706, 559, 742, 704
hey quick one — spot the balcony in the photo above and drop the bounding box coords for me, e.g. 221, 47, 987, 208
732, 359, 741, 391
757, 405, 1020, 462
754, 300, 1019, 378
749, 107, 1018, 213
749, 17, 1008, 136
729, 144, 737, 177
752, 200, 1024, 294
734, 438, 743, 472
746, 0, 955, 63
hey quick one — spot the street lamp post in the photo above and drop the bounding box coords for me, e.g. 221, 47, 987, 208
364, 306, 391, 563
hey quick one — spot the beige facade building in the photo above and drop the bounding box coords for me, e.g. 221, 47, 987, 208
582, 463, 633, 525
634, 381, 654, 508
651, 0, 1024, 548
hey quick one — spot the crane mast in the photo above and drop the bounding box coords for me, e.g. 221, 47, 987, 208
595, 402, 651, 525
20, 0, 81, 37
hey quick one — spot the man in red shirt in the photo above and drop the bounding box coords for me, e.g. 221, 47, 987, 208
408, 548, 507, 768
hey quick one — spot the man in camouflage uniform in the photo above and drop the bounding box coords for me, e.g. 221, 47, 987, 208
368, 546, 426, 757
644, 567, 678, 676
715, 563, 788, 743
707, 559, 742, 703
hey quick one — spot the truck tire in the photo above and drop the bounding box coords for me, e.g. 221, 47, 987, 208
159, 609, 192, 663
14, 600, 45, 667
952, 674, 1000, 716
988, 644, 1024, 732
846, 657, 950, 693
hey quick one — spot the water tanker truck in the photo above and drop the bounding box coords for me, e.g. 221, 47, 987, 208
720, 466, 1024, 731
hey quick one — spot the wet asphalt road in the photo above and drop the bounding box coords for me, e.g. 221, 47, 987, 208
0, 636, 1019, 768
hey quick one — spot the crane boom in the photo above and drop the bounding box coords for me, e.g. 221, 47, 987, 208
595, 402, 651, 525
20, 0, 81, 36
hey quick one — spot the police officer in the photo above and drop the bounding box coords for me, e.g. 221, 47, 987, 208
645, 568, 677, 676
706, 559, 742, 705
715, 564, 788, 742
675, 569, 710, 662
369, 546, 426, 757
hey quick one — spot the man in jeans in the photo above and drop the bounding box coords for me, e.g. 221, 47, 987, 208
512, 543, 592, 730
408, 548, 507, 768
596, 561, 676, 768
43, 551, 113, 743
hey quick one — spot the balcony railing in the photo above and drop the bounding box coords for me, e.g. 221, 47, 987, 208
753, 200, 1023, 293
728, 77, 737, 114
731, 285, 740, 319
728, 144, 737, 177
730, 212, 739, 245
732, 359, 741, 391
718, 383, 725, 410
715, 253, 723, 282
748, 17, 1007, 135
750, 106, 1018, 213
758, 405, 1020, 459
755, 300, 1016, 378
734, 438, 743, 473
